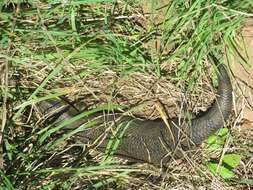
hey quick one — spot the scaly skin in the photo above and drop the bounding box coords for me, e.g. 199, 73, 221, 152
39, 54, 233, 166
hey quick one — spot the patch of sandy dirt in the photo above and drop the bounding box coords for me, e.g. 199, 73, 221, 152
230, 18, 253, 133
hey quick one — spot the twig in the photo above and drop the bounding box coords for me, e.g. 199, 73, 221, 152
212, 3, 253, 17
81, 13, 152, 22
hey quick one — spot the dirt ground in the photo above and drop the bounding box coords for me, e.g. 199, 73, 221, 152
230, 19, 253, 134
